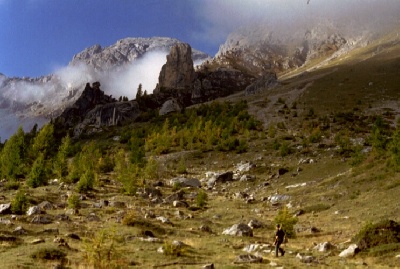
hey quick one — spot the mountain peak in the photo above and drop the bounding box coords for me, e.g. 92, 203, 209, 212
70, 37, 209, 71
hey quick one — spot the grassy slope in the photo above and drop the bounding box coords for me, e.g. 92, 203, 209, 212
0, 34, 400, 268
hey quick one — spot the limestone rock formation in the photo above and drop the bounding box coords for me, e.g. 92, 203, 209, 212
244, 72, 279, 95
71, 37, 209, 72
54, 82, 141, 137
156, 43, 196, 91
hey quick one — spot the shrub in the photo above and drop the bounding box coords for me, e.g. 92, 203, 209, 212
82, 228, 125, 269
176, 157, 187, 174
67, 193, 81, 209
31, 248, 66, 261
196, 189, 208, 208
4, 180, 20, 190
354, 220, 400, 251
162, 241, 185, 256
11, 189, 29, 215
274, 206, 298, 238
76, 170, 95, 193
279, 141, 291, 157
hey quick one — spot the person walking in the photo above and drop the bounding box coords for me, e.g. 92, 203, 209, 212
274, 224, 286, 257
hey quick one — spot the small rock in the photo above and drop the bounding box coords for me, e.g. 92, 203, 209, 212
31, 215, 52, 224
87, 213, 101, 222
202, 264, 214, 269
248, 219, 263, 229
65, 233, 80, 240
38, 201, 53, 210
222, 223, 253, 237
0, 203, 11, 215
13, 226, 28, 235
172, 200, 189, 208
27, 206, 42, 216
156, 216, 171, 224
31, 238, 45, 244
314, 241, 335, 252
339, 244, 359, 258
235, 254, 262, 263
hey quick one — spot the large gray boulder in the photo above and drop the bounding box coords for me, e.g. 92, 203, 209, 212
222, 223, 253, 237
170, 177, 201, 188
159, 98, 182, 116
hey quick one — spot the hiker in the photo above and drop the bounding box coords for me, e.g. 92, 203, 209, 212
274, 224, 286, 257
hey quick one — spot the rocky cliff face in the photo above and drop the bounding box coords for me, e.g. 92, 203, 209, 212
210, 23, 366, 76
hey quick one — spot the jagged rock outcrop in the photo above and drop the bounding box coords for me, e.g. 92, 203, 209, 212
54, 82, 141, 137
151, 43, 254, 109
155, 43, 196, 91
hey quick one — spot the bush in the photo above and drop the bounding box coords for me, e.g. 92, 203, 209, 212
4, 180, 20, 190
11, 189, 29, 215
67, 194, 81, 209
354, 220, 400, 251
82, 228, 125, 269
76, 170, 95, 193
274, 206, 298, 238
196, 189, 208, 208
31, 248, 66, 261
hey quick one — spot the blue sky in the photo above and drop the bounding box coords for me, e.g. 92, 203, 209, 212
1, 0, 399, 78
0, 0, 221, 77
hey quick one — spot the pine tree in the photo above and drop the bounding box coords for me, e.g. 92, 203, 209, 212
136, 83, 143, 101
0, 126, 25, 180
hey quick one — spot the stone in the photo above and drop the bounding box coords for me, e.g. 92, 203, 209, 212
164, 190, 185, 203
339, 244, 359, 258
109, 201, 125, 208
314, 242, 335, 252
235, 254, 262, 263
31, 238, 45, 244
248, 219, 263, 229
0, 218, 12, 225
169, 177, 201, 188
87, 213, 101, 222
222, 223, 253, 237
269, 194, 290, 204
55, 213, 70, 221
172, 201, 189, 208
26, 206, 42, 216
202, 264, 214, 269
207, 171, 234, 187
65, 233, 81, 240
236, 161, 256, 172
0, 203, 11, 214
31, 215, 52, 224
240, 175, 256, 182
38, 201, 53, 210
199, 225, 213, 233
159, 98, 182, 116
156, 216, 172, 224
13, 226, 28, 235
296, 253, 314, 263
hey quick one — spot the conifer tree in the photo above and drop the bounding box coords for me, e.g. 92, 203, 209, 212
0, 126, 25, 180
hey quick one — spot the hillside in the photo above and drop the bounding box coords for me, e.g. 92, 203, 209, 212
0, 32, 399, 269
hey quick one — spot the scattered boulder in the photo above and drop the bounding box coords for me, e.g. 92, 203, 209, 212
339, 244, 359, 258
0, 203, 11, 214
170, 177, 201, 188
31, 238, 45, 245
26, 206, 42, 216
172, 200, 189, 208
156, 216, 172, 224
109, 201, 126, 208
314, 241, 335, 252
31, 215, 52, 224
235, 254, 262, 264
13, 226, 28, 235
296, 253, 315, 263
222, 223, 253, 237
268, 194, 290, 204
248, 219, 264, 229
87, 213, 101, 222
236, 161, 256, 172
159, 98, 182, 116
207, 171, 234, 187
202, 264, 214, 269
38, 201, 53, 210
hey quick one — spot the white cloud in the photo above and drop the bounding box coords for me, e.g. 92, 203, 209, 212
195, 0, 400, 45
